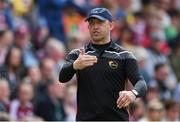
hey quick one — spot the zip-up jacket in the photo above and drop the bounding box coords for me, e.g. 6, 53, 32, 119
59, 41, 147, 121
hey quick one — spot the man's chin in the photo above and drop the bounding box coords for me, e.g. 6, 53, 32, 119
92, 37, 103, 42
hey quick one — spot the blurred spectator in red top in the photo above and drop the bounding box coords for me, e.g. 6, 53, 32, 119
9, 82, 34, 121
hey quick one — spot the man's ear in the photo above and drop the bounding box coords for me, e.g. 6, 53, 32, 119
109, 21, 114, 31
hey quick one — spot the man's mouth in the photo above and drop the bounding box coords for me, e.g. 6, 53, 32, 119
93, 31, 99, 35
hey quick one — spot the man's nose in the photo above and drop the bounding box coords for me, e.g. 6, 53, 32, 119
92, 23, 99, 29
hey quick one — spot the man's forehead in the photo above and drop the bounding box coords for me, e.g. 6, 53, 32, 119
88, 17, 105, 22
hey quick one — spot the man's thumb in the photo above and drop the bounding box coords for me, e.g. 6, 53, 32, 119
80, 48, 85, 55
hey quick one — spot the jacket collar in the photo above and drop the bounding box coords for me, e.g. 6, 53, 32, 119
85, 40, 119, 51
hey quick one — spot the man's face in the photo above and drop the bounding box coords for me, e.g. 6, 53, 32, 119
88, 18, 112, 42
156, 65, 169, 81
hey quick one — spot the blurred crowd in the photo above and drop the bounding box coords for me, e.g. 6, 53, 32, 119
0, 0, 180, 121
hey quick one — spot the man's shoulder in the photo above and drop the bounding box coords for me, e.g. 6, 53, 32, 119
68, 48, 81, 55
105, 42, 136, 60
111, 42, 127, 52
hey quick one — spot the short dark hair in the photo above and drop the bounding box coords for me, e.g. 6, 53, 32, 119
0, 30, 7, 38
154, 63, 166, 72
165, 100, 178, 110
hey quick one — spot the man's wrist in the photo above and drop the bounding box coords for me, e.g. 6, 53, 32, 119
73, 61, 78, 70
131, 89, 139, 98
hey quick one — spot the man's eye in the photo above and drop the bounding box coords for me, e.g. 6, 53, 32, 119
98, 21, 103, 24
89, 22, 94, 25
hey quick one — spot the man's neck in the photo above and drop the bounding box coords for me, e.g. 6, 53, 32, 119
92, 37, 111, 45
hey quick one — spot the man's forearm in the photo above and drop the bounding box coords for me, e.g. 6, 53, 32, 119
59, 62, 76, 83
133, 79, 147, 97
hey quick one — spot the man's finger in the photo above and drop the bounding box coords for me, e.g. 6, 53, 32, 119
121, 98, 130, 108
117, 92, 125, 103
84, 62, 94, 66
84, 60, 98, 64
118, 97, 129, 108
117, 95, 126, 106
83, 57, 98, 62
123, 100, 131, 108
82, 55, 97, 59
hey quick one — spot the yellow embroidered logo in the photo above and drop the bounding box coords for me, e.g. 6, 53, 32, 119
109, 61, 118, 69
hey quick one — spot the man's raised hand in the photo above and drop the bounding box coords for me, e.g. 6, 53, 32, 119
73, 49, 98, 70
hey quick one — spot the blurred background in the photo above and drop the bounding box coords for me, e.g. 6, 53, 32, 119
0, 0, 180, 121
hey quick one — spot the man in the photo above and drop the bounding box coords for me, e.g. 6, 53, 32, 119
34, 80, 66, 121
139, 99, 165, 122
59, 8, 147, 121
149, 63, 174, 100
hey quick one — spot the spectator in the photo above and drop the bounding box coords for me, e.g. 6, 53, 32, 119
30, 58, 56, 100
154, 0, 171, 28
139, 99, 165, 121
67, 32, 87, 52
34, 79, 66, 121
0, 29, 14, 66
0, 112, 11, 121
0, 46, 24, 98
40, 58, 55, 82
0, 78, 10, 112
129, 99, 145, 121
145, 31, 176, 86
11, 0, 34, 17
165, 10, 180, 44
36, 0, 68, 42
0, 0, 14, 30
133, 47, 151, 84
64, 84, 77, 121
145, 87, 160, 103
169, 39, 180, 82
45, 37, 66, 63
149, 63, 174, 100
27, 66, 42, 87
9, 82, 34, 120
26, 65, 43, 104
14, 25, 38, 68
164, 100, 179, 121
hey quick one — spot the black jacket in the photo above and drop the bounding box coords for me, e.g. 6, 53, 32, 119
59, 41, 147, 121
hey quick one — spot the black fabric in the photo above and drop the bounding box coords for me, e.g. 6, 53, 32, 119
92, 41, 111, 51
34, 94, 66, 121
59, 41, 147, 121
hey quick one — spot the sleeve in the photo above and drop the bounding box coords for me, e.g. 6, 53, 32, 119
125, 53, 147, 97
59, 49, 79, 83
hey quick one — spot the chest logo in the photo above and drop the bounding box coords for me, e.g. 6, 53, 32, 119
109, 61, 118, 69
